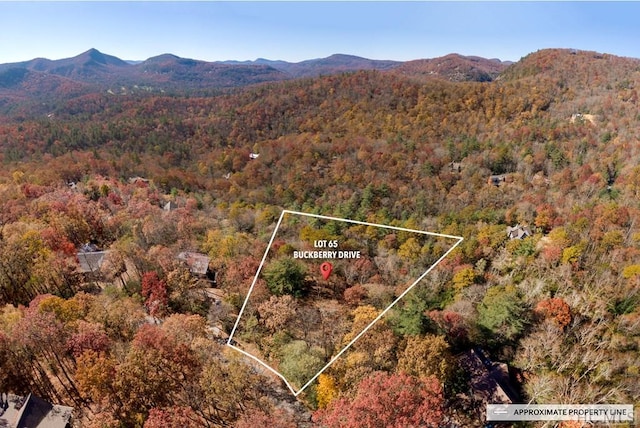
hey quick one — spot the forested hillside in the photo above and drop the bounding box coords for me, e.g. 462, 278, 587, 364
1, 48, 639, 427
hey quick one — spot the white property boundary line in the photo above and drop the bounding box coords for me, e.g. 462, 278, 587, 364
227, 209, 463, 396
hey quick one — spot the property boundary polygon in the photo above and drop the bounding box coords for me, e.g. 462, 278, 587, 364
227, 209, 463, 396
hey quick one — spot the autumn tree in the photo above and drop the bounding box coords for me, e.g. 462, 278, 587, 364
397, 334, 453, 384
195, 352, 263, 425
67, 320, 111, 357
0, 228, 56, 305
114, 324, 200, 423
84, 409, 120, 428
144, 406, 201, 428
257, 294, 297, 332
160, 313, 208, 344
426, 309, 469, 349
235, 407, 297, 428
338, 305, 399, 388
217, 255, 262, 298
343, 256, 376, 285
37, 294, 81, 323
315, 371, 444, 428
316, 373, 339, 409
451, 264, 477, 293
75, 350, 117, 405
534, 203, 561, 232
343, 285, 368, 307
165, 266, 210, 316
141, 271, 169, 319
10, 301, 81, 403
85, 294, 146, 342
534, 297, 572, 329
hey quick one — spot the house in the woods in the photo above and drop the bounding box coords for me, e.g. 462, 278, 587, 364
178, 251, 216, 283
0, 393, 73, 428
449, 161, 463, 173
249, 153, 260, 160
163, 201, 178, 212
506, 224, 532, 240
458, 348, 520, 405
128, 176, 150, 185
488, 174, 507, 186
76, 243, 108, 275
570, 112, 596, 125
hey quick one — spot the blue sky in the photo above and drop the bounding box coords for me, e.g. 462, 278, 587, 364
1, 2, 639, 64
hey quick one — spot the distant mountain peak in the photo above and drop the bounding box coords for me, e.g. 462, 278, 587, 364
146, 53, 181, 62
75, 48, 128, 67
326, 53, 364, 60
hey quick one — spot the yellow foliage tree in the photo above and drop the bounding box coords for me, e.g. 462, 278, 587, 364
397, 237, 422, 262
343, 305, 379, 344
561, 245, 583, 265
316, 374, 339, 409
600, 230, 623, 251
452, 267, 476, 293
397, 334, 453, 383
548, 227, 570, 248
38, 295, 82, 323
623, 264, 640, 279
203, 229, 252, 259
477, 224, 507, 253
299, 225, 338, 246
11, 170, 24, 184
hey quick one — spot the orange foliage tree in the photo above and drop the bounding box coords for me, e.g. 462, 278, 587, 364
534, 297, 572, 329
314, 371, 444, 428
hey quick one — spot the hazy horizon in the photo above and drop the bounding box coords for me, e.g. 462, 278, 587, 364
1, 2, 639, 64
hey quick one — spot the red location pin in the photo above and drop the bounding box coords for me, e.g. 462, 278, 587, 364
320, 262, 333, 280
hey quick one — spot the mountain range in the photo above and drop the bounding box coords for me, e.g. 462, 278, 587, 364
221, 54, 402, 78
0, 48, 512, 102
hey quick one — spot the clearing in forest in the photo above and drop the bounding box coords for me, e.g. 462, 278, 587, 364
227, 210, 462, 395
